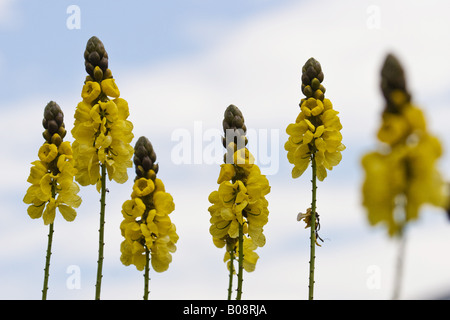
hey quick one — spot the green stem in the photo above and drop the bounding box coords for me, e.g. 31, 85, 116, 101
95, 163, 107, 300
392, 222, 406, 300
144, 246, 150, 300
227, 245, 235, 300
392, 232, 406, 300
42, 223, 54, 300
236, 223, 244, 300
308, 154, 317, 300
42, 182, 56, 300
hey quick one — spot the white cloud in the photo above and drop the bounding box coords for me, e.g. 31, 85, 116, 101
0, 0, 21, 29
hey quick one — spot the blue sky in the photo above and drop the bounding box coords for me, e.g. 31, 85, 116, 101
2, 0, 450, 300
1, 0, 293, 104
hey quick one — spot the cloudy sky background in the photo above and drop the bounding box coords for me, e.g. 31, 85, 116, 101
1, 0, 450, 300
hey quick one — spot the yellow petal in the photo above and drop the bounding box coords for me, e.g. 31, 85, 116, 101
43, 198, 56, 225
58, 204, 77, 222
101, 79, 120, 98
27, 203, 46, 219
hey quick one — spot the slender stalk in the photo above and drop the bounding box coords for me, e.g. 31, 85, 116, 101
236, 223, 244, 300
95, 163, 107, 300
42, 223, 54, 299
308, 154, 317, 300
227, 245, 235, 300
392, 232, 406, 300
392, 195, 407, 300
42, 182, 56, 300
144, 246, 150, 300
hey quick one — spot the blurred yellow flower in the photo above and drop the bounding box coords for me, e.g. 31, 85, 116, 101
362, 54, 448, 237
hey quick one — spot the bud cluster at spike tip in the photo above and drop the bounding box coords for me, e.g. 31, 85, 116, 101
84, 36, 110, 81
222, 104, 248, 148
120, 137, 178, 273
380, 54, 411, 114
133, 136, 159, 181
42, 101, 67, 147
301, 58, 326, 102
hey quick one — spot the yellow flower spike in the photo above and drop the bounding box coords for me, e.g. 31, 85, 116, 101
209, 104, 271, 300
25, 99, 81, 284
75, 36, 136, 299
119, 136, 178, 298
362, 53, 449, 300
285, 58, 345, 300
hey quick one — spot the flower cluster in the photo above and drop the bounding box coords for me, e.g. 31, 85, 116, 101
285, 58, 345, 181
24, 101, 81, 225
120, 136, 178, 272
72, 36, 134, 191
362, 54, 447, 236
208, 105, 270, 273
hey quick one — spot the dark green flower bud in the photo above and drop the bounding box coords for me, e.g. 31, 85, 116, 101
380, 53, 411, 113
302, 85, 313, 98
42, 101, 65, 144
84, 36, 109, 79
133, 136, 158, 180
222, 104, 247, 149
311, 78, 321, 91
301, 58, 326, 101
51, 133, 63, 147
93, 66, 104, 81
